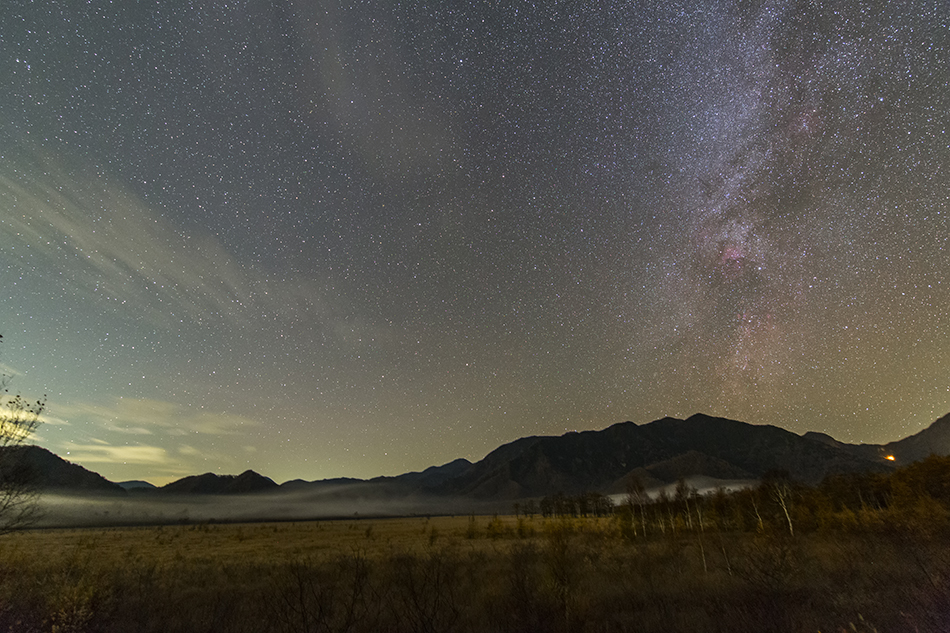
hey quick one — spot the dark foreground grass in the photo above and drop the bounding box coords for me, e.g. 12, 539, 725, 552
0, 516, 947, 632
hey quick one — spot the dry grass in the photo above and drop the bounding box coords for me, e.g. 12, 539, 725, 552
1, 515, 534, 565
1, 515, 947, 632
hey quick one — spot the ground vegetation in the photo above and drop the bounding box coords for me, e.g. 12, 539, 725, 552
3, 456, 950, 631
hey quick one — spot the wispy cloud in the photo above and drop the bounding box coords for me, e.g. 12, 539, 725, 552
0, 146, 333, 330
60, 442, 171, 465
0, 363, 19, 378
56, 397, 259, 436
38, 413, 70, 426
0, 397, 44, 441
177, 444, 204, 458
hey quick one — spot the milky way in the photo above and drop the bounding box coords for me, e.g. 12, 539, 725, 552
1, 0, 948, 484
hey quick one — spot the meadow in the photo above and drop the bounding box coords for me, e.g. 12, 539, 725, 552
1, 510, 948, 633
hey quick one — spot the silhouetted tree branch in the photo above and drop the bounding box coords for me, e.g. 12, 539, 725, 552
0, 334, 45, 534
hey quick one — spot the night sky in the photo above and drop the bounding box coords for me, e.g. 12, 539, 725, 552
2, 0, 948, 485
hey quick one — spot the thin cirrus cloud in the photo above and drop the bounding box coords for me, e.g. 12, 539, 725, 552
55, 397, 260, 437
58, 437, 237, 485
51, 402, 251, 482
59, 442, 171, 466
0, 147, 331, 331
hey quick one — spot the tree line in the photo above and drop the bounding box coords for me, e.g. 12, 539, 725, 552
529, 455, 950, 538
535, 491, 616, 518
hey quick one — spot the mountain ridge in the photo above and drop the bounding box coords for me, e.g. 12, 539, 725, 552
0, 446, 125, 494
158, 470, 279, 495
432, 413, 895, 498
17, 412, 950, 500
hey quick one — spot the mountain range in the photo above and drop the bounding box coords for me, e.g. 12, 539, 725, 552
11, 413, 950, 501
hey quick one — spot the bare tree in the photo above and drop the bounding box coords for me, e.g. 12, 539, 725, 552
675, 478, 694, 530
624, 476, 648, 538
0, 334, 45, 533
771, 480, 795, 537
762, 469, 795, 537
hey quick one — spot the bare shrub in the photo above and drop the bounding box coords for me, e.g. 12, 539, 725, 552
269, 551, 379, 633
385, 544, 463, 633
734, 533, 801, 593
487, 542, 555, 632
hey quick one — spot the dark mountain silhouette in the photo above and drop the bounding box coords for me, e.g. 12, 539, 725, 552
22, 412, 950, 503
636, 450, 756, 484
159, 470, 278, 495
804, 412, 950, 466
118, 480, 156, 490
0, 446, 125, 494
278, 476, 365, 492
435, 414, 895, 499
275, 459, 475, 496
879, 412, 950, 463
382, 458, 474, 488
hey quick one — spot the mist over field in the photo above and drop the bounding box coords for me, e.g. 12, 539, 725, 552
35, 488, 494, 528
36, 476, 760, 528
606, 476, 756, 505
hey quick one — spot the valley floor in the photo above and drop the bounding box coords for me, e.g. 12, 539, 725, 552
0, 515, 947, 632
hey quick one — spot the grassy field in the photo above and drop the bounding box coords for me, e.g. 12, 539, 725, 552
3, 515, 497, 564
1, 513, 949, 632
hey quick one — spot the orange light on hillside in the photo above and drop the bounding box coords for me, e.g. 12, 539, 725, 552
885, 455, 896, 461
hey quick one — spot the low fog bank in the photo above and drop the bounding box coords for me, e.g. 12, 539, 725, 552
607, 476, 757, 506
35, 485, 501, 528
33, 476, 760, 528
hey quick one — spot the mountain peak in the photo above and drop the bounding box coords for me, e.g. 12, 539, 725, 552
0, 445, 125, 494
22, 411, 950, 505
160, 470, 278, 495
438, 413, 893, 499
118, 480, 156, 490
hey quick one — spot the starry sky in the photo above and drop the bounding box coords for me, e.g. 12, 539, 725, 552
2, 0, 948, 485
